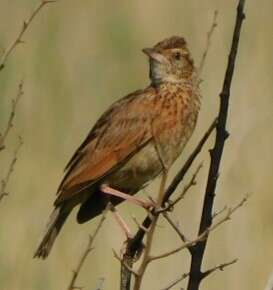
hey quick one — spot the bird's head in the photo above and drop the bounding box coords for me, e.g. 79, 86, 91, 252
143, 36, 194, 86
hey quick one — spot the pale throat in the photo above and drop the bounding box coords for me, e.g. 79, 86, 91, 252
149, 60, 186, 86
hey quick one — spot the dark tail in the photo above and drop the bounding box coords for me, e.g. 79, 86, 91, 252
33, 205, 71, 259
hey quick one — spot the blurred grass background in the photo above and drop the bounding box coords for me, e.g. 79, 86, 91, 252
0, 0, 272, 289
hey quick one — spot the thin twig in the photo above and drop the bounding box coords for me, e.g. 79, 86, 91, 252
187, 2, 246, 289
148, 195, 248, 262
0, 80, 24, 151
212, 205, 228, 219
162, 163, 203, 213
201, 258, 237, 279
197, 10, 218, 78
67, 207, 108, 290
0, 0, 57, 71
161, 273, 189, 290
0, 136, 23, 203
162, 213, 189, 244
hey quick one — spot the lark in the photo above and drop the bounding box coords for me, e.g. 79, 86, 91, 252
34, 36, 201, 259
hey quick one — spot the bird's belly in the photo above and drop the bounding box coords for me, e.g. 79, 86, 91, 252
105, 143, 163, 194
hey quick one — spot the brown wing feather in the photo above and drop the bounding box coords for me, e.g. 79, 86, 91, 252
55, 87, 156, 204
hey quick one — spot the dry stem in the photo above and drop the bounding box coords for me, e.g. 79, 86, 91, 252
0, 80, 24, 151
132, 172, 168, 290
67, 207, 108, 290
0, 0, 57, 71
197, 10, 218, 78
0, 136, 23, 203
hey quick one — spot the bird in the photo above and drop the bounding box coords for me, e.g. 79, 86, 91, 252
34, 36, 201, 259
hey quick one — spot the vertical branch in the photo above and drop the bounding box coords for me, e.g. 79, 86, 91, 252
132, 172, 168, 290
187, 1, 246, 289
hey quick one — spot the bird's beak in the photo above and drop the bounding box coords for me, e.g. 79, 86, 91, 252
142, 48, 167, 64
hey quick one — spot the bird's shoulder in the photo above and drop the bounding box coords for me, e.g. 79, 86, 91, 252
63, 86, 156, 172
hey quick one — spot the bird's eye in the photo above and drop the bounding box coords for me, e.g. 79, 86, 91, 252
174, 52, 181, 60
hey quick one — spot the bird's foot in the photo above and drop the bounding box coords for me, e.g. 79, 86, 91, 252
100, 184, 155, 210
109, 203, 133, 240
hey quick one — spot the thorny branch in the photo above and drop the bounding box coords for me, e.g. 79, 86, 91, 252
161, 258, 236, 290
67, 207, 108, 290
0, 136, 23, 203
119, 1, 246, 288
187, 1, 246, 289
201, 259, 237, 279
148, 195, 248, 262
0, 80, 24, 151
0, 0, 57, 71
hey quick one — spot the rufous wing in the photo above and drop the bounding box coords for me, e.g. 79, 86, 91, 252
55, 87, 155, 205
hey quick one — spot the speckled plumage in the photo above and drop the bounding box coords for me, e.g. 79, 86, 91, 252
34, 36, 201, 259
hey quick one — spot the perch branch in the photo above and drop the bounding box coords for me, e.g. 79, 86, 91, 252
187, 2, 246, 289
120, 118, 217, 290
0, 0, 57, 71
132, 172, 168, 290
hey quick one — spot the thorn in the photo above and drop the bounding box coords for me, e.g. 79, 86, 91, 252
224, 130, 229, 140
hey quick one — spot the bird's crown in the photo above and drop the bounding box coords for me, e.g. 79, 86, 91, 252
154, 36, 187, 50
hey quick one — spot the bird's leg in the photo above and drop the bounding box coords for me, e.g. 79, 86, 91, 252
100, 184, 155, 210
109, 203, 132, 240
